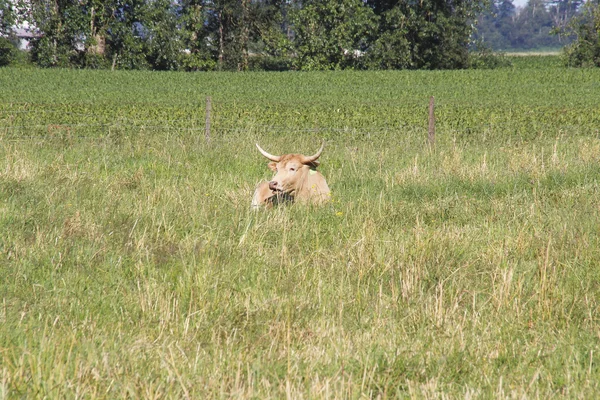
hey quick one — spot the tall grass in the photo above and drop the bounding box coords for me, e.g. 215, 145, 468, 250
1, 68, 599, 398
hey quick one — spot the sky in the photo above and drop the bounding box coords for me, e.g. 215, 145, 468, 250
513, 0, 528, 8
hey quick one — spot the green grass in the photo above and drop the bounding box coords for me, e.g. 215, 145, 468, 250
1, 67, 600, 398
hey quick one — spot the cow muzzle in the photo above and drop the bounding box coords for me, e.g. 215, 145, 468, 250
269, 180, 282, 192
269, 181, 280, 192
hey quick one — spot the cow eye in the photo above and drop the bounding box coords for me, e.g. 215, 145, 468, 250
289, 167, 296, 172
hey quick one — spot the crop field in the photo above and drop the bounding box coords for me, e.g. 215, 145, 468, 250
1, 59, 600, 398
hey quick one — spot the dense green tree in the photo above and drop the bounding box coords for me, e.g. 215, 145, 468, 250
406, 0, 481, 69
0, 36, 16, 66
245, 0, 292, 70
365, 0, 484, 69
143, 0, 186, 70
104, 0, 153, 69
290, 0, 377, 70
27, 0, 187, 70
27, 0, 138, 68
1, 0, 17, 38
562, 0, 600, 66
28, 0, 77, 67
0, 0, 19, 66
179, 0, 217, 71
363, 6, 412, 69
202, 0, 288, 71
290, 0, 484, 70
21, 0, 509, 70
203, 0, 244, 70
74, 1, 118, 68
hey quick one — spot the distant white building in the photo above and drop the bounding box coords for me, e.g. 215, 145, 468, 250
5, 0, 38, 50
13, 25, 39, 51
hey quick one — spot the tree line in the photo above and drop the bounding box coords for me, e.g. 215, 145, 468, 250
475, 0, 599, 66
1, 0, 599, 70
475, 0, 580, 50
0, 0, 490, 70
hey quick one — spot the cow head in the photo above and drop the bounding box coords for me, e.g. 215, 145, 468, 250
256, 142, 324, 197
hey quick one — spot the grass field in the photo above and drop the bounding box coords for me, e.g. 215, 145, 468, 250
1, 60, 600, 398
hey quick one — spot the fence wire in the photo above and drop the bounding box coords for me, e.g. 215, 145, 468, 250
0, 105, 596, 143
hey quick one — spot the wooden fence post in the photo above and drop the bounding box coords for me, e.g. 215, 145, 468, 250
428, 96, 435, 148
205, 96, 212, 143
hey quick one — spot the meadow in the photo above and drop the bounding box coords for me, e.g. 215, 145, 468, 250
1, 58, 600, 398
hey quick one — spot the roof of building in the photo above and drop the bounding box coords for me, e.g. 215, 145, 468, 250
13, 27, 40, 39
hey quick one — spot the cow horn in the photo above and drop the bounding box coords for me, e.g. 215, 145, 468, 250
256, 143, 281, 162
301, 142, 325, 164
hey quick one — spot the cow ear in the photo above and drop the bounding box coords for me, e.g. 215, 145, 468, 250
306, 161, 320, 168
268, 162, 277, 171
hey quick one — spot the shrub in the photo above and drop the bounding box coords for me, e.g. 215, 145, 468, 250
562, 2, 600, 67
0, 37, 16, 67
468, 40, 512, 69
